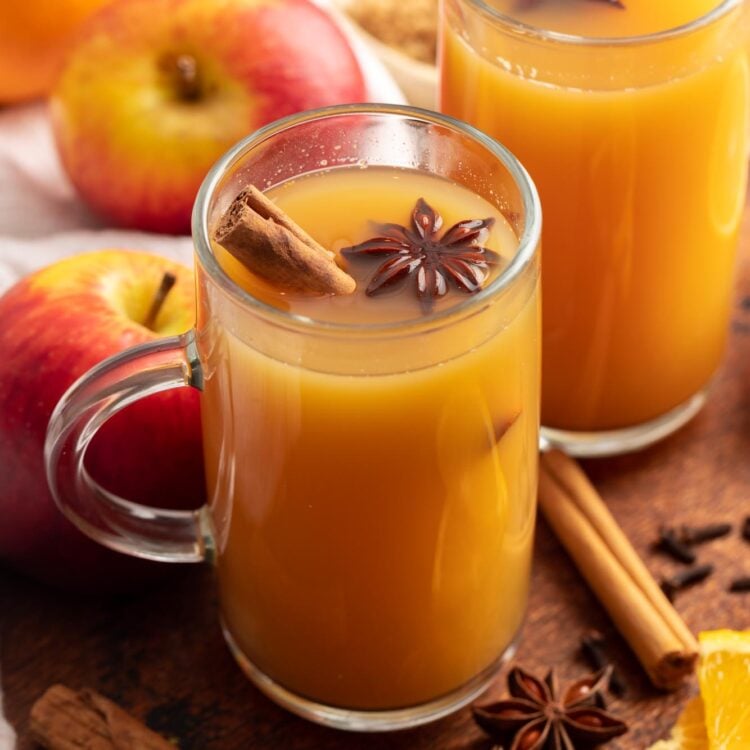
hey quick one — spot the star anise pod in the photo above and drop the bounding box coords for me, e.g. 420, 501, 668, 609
340, 198, 499, 313
473, 666, 628, 750
517, 0, 625, 10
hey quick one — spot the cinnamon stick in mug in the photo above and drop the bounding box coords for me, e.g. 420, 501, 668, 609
213, 185, 356, 295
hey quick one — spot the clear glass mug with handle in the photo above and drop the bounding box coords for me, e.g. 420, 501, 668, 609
45, 104, 541, 731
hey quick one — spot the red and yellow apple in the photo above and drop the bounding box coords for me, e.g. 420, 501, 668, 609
0, 0, 111, 104
0, 250, 205, 591
51, 0, 367, 234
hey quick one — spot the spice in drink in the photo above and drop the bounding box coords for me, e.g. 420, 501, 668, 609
341, 197, 499, 314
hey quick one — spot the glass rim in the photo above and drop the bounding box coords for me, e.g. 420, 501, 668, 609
459, 0, 740, 47
192, 103, 541, 336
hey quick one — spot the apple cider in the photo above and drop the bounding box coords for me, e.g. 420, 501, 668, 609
200, 166, 539, 710
441, 0, 749, 436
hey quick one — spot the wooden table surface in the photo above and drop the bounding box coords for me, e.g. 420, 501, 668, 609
2, 225, 750, 749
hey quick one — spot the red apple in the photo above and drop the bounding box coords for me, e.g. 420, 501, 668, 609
0, 250, 204, 591
50, 0, 367, 234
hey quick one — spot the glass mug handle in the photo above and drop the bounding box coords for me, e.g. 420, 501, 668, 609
44, 331, 213, 563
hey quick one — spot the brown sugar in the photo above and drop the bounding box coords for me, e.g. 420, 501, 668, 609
347, 0, 438, 64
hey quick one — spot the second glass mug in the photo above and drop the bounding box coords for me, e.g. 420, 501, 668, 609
441, 0, 749, 456
44, 105, 541, 731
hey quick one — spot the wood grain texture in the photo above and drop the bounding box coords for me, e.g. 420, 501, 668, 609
2, 206, 750, 750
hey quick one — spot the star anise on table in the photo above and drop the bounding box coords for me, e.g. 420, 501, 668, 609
473, 666, 628, 750
340, 198, 499, 314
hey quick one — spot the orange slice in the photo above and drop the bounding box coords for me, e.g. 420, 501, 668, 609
698, 629, 750, 750
648, 696, 708, 750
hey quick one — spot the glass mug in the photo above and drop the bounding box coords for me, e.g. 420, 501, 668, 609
441, 0, 749, 456
45, 105, 541, 731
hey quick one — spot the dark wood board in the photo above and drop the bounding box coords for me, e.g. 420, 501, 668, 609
2, 206, 750, 749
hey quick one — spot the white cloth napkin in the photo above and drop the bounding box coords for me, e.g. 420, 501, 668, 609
0, 10, 404, 747
0, 677, 14, 750
0, 105, 201, 290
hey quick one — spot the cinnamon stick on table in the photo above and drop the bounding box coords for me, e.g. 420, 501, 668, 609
538, 450, 699, 690
213, 185, 356, 296
30, 684, 173, 750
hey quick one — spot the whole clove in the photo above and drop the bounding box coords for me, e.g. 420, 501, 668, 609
679, 523, 732, 545
580, 631, 627, 697
655, 528, 696, 564
729, 576, 750, 593
660, 564, 714, 602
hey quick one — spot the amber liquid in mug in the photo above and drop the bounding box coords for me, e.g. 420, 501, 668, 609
201, 167, 539, 709
441, 0, 748, 430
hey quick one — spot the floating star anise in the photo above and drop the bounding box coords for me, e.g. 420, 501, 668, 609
473, 666, 628, 750
517, 0, 625, 10
340, 198, 499, 313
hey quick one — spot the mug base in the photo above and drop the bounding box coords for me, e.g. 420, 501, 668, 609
221, 620, 520, 732
540, 389, 707, 458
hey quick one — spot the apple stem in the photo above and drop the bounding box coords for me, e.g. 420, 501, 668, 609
161, 53, 202, 101
143, 272, 177, 330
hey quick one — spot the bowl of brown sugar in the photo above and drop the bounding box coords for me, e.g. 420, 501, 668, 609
332, 0, 438, 109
